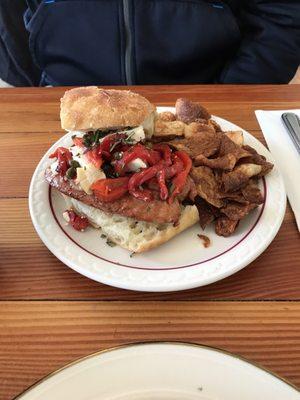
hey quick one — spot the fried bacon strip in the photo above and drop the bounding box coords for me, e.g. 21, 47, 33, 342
144, 99, 274, 236
194, 154, 236, 171
222, 163, 262, 192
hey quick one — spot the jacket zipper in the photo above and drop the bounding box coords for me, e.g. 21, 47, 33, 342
122, 0, 133, 85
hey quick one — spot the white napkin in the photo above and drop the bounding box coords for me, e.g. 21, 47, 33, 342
255, 109, 300, 232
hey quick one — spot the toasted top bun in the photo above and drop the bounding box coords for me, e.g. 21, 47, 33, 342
60, 86, 156, 131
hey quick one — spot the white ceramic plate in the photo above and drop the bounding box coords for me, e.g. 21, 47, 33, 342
29, 108, 286, 292
15, 342, 299, 399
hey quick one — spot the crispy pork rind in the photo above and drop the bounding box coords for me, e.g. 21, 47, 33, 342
190, 166, 224, 208
158, 111, 176, 122
220, 202, 257, 221
241, 180, 264, 204
219, 134, 250, 161
154, 119, 186, 138
225, 131, 244, 146
154, 100, 221, 141
222, 163, 262, 192
175, 98, 211, 123
194, 153, 236, 171
153, 98, 273, 237
168, 130, 222, 158
219, 191, 248, 204
241, 145, 274, 177
215, 216, 239, 237
184, 121, 215, 138
194, 132, 249, 171
194, 196, 220, 230
209, 119, 222, 132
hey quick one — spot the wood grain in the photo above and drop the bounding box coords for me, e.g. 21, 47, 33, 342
0, 85, 299, 134
0, 301, 299, 400
1, 197, 299, 300
0, 131, 63, 198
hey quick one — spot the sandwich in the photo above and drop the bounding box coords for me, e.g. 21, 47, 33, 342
45, 86, 273, 253
45, 86, 199, 253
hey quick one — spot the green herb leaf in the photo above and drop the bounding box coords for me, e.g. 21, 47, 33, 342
82, 133, 93, 148
125, 130, 135, 140
95, 129, 113, 140
82, 131, 103, 149
70, 160, 81, 169
94, 130, 100, 145
66, 167, 76, 179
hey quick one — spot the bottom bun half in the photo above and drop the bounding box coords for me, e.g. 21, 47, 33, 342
64, 195, 199, 253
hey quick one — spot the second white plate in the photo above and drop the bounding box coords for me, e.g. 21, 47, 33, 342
15, 342, 299, 399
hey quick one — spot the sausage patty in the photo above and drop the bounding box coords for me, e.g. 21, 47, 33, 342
45, 168, 182, 224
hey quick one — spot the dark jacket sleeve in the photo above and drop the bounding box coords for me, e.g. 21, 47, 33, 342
220, 1, 300, 83
0, 0, 41, 86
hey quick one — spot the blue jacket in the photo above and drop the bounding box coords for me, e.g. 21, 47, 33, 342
1, 0, 300, 86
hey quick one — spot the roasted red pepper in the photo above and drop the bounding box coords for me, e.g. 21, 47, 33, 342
128, 162, 163, 201
70, 134, 192, 204
49, 147, 72, 176
156, 169, 168, 200
165, 153, 184, 179
168, 151, 192, 203
99, 134, 114, 155
72, 136, 103, 168
85, 146, 103, 169
65, 210, 89, 231
114, 143, 161, 175
147, 177, 160, 191
91, 176, 130, 202
128, 150, 191, 203
153, 144, 172, 166
100, 133, 127, 159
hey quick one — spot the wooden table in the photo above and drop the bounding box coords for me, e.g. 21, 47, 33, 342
0, 85, 299, 399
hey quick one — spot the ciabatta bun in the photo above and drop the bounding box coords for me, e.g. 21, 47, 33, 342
65, 196, 199, 253
60, 86, 155, 132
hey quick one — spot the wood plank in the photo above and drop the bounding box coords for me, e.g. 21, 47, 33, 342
1, 84, 300, 101
1, 198, 299, 300
0, 132, 63, 198
0, 102, 297, 133
0, 301, 299, 400
0, 85, 299, 133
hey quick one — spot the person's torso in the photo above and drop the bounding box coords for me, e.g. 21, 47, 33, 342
24, 0, 242, 86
